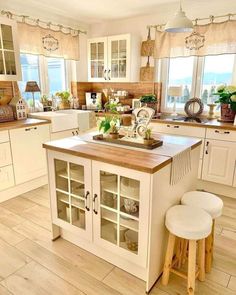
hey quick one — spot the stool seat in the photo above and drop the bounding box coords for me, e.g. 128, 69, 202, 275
165, 205, 212, 240
181, 191, 223, 219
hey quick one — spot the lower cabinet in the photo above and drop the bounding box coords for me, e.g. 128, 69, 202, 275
0, 165, 14, 191
48, 151, 150, 267
202, 139, 236, 186
10, 124, 50, 185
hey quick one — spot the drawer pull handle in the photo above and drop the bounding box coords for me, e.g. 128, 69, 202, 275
167, 124, 179, 128
93, 194, 98, 215
215, 130, 230, 135
85, 191, 90, 211
25, 126, 37, 131
205, 141, 209, 154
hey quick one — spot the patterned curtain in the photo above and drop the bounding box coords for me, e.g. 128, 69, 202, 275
17, 22, 80, 60
154, 20, 236, 58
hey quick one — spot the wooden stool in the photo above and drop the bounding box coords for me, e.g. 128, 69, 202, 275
162, 205, 212, 295
181, 191, 223, 273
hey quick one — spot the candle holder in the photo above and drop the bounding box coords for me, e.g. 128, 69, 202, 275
207, 103, 217, 120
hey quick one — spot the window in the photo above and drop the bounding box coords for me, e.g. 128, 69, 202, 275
47, 57, 66, 95
162, 54, 236, 112
19, 54, 40, 102
166, 57, 194, 109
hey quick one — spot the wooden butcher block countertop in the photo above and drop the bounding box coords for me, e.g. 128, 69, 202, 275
43, 133, 201, 174
0, 118, 50, 131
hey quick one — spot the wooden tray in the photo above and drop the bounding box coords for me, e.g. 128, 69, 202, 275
93, 134, 163, 150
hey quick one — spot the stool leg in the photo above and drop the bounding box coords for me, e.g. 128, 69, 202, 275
182, 239, 188, 266
198, 239, 205, 282
162, 233, 176, 286
205, 232, 212, 273
175, 238, 183, 269
211, 220, 215, 260
188, 240, 196, 295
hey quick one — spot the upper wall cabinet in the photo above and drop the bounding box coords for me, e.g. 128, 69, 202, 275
88, 34, 140, 82
0, 17, 21, 81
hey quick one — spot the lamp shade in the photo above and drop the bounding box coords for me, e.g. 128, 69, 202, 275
168, 86, 183, 97
165, 6, 193, 33
25, 81, 40, 93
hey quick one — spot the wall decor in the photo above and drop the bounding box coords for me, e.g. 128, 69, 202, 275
132, 99, 141, 109
184, 97, 204, 118
185, 31, 205, 50
9, 96, 27, 120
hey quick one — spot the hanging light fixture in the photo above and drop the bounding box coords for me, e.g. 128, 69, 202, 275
165, 0, 193, 33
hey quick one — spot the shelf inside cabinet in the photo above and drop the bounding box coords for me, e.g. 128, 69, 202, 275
57, 169, 84, 184
120, 217, 139, 232
71, 197, 85, 210
58, 194, 70, 205
101, 209, 117, 224
120, 191, 139, 201
102, 182, 118, 195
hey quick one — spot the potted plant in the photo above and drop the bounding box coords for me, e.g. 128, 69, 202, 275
140, 94, 158, 113
109, 123, 119, 139
143, 128, 154, 145
56, 91, 71, 110
215, 85, 236, 122
98, 114, 120, 139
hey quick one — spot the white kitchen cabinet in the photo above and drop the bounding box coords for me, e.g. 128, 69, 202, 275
88, 34, 139, 82
202, 139, 236, 186
0, 142, 12, 167
0, 165, 14, 191
9, 124, 50, 185
0, 17, 21, 81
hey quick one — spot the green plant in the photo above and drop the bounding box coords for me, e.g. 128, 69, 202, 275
215, 85, 236, 111
109, 123, 119, 134
104, 101, 120, 112
140, 94, 157, 103
144, 128, 152, 140
98, 115, 120, 134
55, 91, 71, 102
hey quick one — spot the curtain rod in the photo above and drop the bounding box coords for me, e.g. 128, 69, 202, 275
148, 12, 236, 30
0, 10, 87, 35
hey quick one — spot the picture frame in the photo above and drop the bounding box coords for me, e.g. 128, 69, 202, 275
132, 99, 141, 109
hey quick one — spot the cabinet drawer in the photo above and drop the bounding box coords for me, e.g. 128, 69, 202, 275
0, 165, 14, 191
0, 130, 9, 143
0, 142, 12, 167
206, 128, 236, 142
150, 122, 206, 138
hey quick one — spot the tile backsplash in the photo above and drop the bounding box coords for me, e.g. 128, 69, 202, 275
71, 82, 162, 111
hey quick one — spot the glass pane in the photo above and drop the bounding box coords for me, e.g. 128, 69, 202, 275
71, 207, 86, 229
120, 228, 138, 254
119, 60, 126, 78
167, 57, 194, 109
201, 54, 235, 104
111, 41, 118, 59
120, 176, 140, 200
1, 25, 14, 50
90, 43, 97, 60
4, 51, 16, 75
19, 54, 40, 102
111, 60, 118, 78
56, 191, 70, 222
91, 61, 98, 78
101, 208, 117, 245
69, 163, 84, 197
55, 159, 68, 192
0, 51, 5, 74
47, 57, 66, 95
100, 171, 118, 209
119, 40, 126, 58
97, 42, 104, 60
98, 61, 104, 78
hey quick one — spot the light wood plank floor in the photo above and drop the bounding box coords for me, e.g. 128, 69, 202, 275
0, 186, 235, 295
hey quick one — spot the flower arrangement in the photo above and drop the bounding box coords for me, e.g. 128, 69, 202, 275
215, 85, 236, 111
55, 91, 71, 109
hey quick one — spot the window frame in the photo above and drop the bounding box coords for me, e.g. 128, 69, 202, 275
160, 54, 236, 115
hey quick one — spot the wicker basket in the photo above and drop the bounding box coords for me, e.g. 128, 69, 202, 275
0, 105, 14, 122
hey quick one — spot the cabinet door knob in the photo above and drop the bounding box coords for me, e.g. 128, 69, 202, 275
107, 69, 111, 80
93, 194, 98, 215
104, 69, 107, 80
85, 191, 90, 211
205, 141, 209, 154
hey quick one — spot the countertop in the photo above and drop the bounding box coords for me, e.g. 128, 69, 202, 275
43, 133, 201, 174
0, 118, 50, 131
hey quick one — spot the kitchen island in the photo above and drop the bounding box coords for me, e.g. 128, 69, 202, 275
43, 133, 201, 293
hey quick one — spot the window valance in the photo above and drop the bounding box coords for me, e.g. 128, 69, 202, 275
18, 23, 80, 60
154, 20, 236, 59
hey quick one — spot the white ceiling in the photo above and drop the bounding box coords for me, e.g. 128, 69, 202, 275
0, 0, 186, 25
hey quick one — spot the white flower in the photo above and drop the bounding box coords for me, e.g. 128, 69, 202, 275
231, 95, 236, 102
225, 85, 236, 93
217, 85, 225, 92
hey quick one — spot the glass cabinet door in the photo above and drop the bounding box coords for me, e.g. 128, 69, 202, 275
54, 159, 88, 231
108, 35, 130, 82
92, 160, 150, 269
88, 38, 107, 81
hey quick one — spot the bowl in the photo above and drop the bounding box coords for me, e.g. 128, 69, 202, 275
121, 178, 139, 197
124, 230, 138, 251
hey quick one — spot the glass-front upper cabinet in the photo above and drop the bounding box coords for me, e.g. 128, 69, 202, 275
49, 153, 92, 241
92, 161, 149, 267
87, 34, 131, 82
0, 17, 21, 81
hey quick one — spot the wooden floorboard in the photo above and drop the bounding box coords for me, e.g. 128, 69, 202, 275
0, 186, 235, 294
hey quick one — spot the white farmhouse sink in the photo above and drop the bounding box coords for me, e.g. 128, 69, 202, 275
29, 111, 78, 132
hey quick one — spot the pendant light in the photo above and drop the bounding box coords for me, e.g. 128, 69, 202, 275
165, 0, 193, 33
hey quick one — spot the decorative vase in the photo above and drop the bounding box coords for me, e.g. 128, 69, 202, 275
59, 101, 70, 110
143, 138, 154, 145
109, 133, 119, 139
220, 104, 236, 122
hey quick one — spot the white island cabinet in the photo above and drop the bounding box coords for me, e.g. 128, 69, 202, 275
44, 134, 201, 292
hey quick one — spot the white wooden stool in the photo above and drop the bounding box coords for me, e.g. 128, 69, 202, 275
162, 205, 212, 295
181, 191, 223, 273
